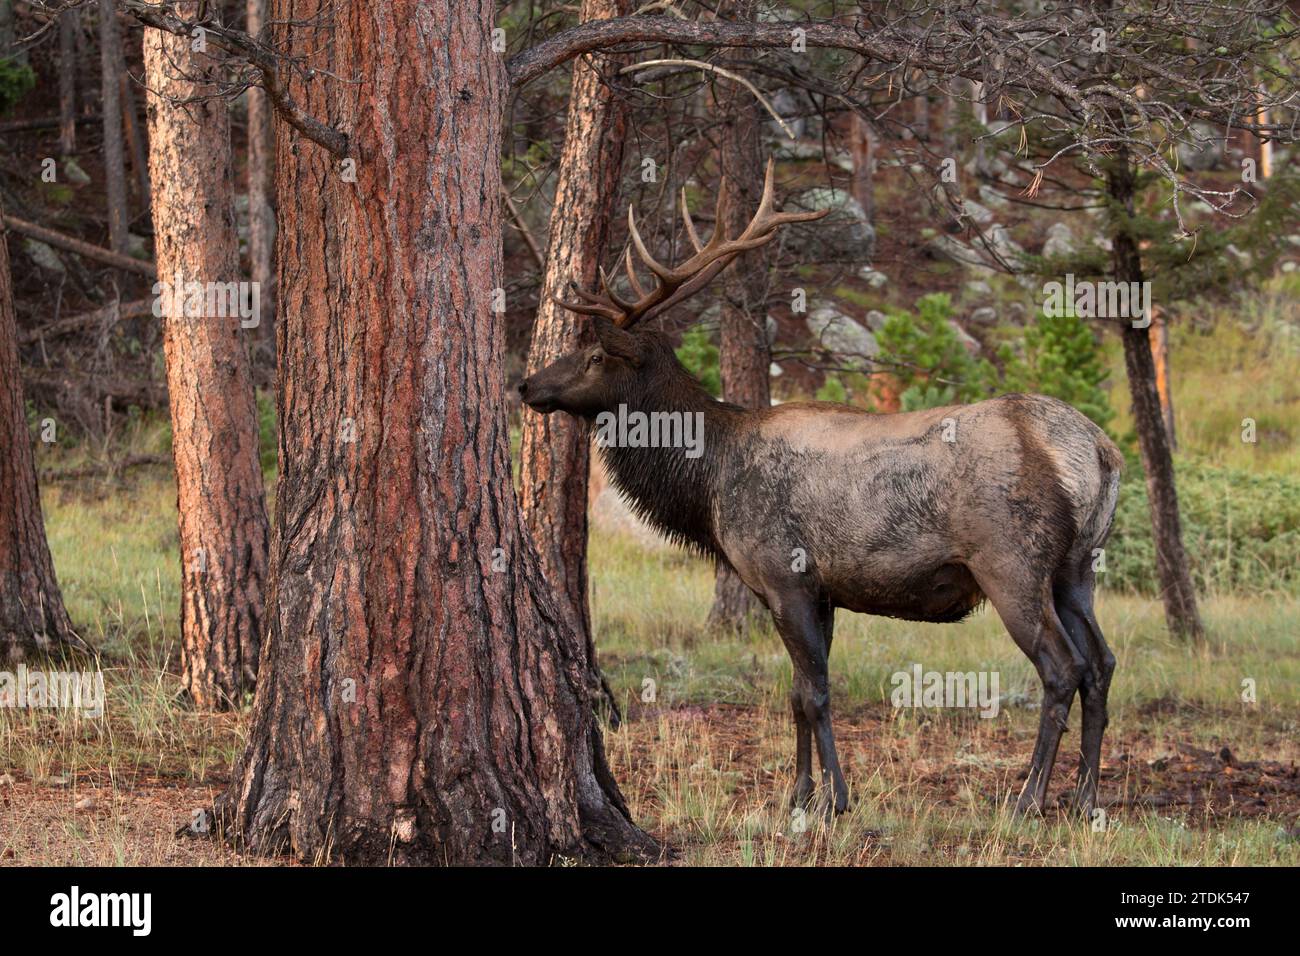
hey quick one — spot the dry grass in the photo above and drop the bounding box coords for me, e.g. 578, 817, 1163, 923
2, 472, 1297, 866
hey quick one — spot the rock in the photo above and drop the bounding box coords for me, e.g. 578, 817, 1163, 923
977, 184, 1010, 210
1225, 244, 1252, 265
62, 158, 91, 185
968, 306, 998, 326
792, 188, 876, 263
986, 224, 1025, 265
769, 362, 783, 378
857, 266, 888, 288
1286, 235, 1300, 248
0, 773, 15, 786
961, 198, 996, 227
765, 314, 778, 346
1093, 235, 1114, 253
949, 320, 981, 355
964, 280, 993, 300
1041, 222, 1074, 259
1176, 123, 1225, 172
1282, 261, 1297, 273
22, 239, 64, 273
75, 796, 97, 810
126, 233, 150, 261
806, 301, 878, 366
925, 233, 978, 265
864, 309, 889, 333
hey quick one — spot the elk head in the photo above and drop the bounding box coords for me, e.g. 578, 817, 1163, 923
518, 159, 828, 419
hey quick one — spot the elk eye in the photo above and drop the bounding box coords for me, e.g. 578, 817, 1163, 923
588, 353, 603, 367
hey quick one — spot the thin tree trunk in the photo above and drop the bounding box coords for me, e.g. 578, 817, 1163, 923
246, 0, 276, 323
519, 0, 628, 724
59, 9, 78, 156
1107, 159, 1204, 642
220, 0, 654, 865
708, 7, 769, 634
143, 5, 270, 709
849, 111, 875, 225
98, 0, 129, 254
119, 71, 152, 209
0, 0, 23, 66
1, 203, 88, 661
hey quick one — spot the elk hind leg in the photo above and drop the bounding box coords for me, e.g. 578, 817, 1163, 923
975, 569, 1086, 815
1055, 573, 1115, 818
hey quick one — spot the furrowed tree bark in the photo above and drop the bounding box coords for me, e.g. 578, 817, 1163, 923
519, 0, 628, 726
221, 0, 655, 865
1107, 159, 1204, 642
98, 0, 130, 254
0, 204, 88, 661
246, 0, 276, 324
143, 6, 270, 709
708, 6, 769, 634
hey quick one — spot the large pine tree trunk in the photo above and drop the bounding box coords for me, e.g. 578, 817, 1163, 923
246, 0, 276, 325
221, 0, 654, 865
1107, 160, 1204, 641
518, 0, 627, 723
1, 204, 87, 661
708, 10, 769, 634
143, 8, 270, 709
98, 0, 129, 254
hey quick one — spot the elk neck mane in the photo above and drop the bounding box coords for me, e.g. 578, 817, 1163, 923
596, 341, 744, 560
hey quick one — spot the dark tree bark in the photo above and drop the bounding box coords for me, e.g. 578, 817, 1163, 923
98, 0, 129, 254
143, 5, 270, 708
59, 8, 78, 156
519, 0, 628, 724
707, 13, 769, 635
220, 0, 655, 865
119, 70, 152, 209
1107, 159, 1204, 642
0, 204, 88, 661
246, 0, 276, 323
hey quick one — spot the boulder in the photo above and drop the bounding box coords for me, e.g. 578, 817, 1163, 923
1041, 222, 1074, 259
857, 266, 888, 288
807, 301, 878, 367
22, 239, 64, 273
792, 188, 876, 263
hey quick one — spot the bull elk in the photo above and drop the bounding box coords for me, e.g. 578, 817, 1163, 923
519, 159, 1122, 819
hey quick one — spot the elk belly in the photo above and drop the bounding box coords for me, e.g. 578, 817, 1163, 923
833, 562, 984, 623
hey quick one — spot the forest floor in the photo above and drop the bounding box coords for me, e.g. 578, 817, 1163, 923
2, 471, 1297, 866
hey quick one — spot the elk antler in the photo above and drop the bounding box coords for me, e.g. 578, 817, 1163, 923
553, 158, 830, 328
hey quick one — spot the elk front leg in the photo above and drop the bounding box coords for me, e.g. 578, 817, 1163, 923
790, 680, 814, 809
771, 590, 849, 817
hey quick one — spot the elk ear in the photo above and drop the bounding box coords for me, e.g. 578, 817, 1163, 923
592, 317, 642, 365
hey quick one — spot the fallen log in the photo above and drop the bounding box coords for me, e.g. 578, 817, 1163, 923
2, 214, 156, 278
0, 113, 102, 134
40, 453, 168, 482
20, 298, 154, 346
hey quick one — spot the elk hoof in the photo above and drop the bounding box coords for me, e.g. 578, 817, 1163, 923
791, 779, 815, 810
1013, 793, 1044, 816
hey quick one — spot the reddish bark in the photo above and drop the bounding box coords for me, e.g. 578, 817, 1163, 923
143, 7, 270, 708
519, 0, 629, 719
221, 0, 654, 865
0, 204, 86, 660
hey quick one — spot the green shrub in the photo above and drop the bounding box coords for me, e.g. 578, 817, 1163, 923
1000, 310, 1114, 430
874, 293, 998, 409
0, 59, 34, 114
675, 325, 721, 397
1105, 460, 1300, 595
